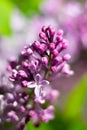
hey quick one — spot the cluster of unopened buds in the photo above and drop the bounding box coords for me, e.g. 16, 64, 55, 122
0, 25, 73, 130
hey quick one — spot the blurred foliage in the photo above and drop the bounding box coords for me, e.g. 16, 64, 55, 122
0, 0, 13, 35
0, 0, 43, 35
10, 0, 43, 17
64, 75, 87, 119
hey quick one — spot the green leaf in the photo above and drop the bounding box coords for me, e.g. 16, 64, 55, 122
10, 0, 43, 17
64, 75, 87, 119
0, 0, 13, 35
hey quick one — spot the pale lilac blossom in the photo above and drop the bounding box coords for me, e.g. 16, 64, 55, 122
27, 74, 49, 103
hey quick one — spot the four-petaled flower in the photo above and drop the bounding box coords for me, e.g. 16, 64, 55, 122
27, 74, 49, 103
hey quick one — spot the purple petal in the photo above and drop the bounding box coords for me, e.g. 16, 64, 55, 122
35, 74, 41, 83
40, 80, 49, 86
27, 82, 36, 88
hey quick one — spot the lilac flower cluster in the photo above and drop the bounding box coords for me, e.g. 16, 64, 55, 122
9, 25, 73, 80
0, 25, 73, 130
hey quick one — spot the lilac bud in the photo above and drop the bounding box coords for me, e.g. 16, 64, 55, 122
48, 25, 55, 36
22, 92, 29, 100
39, 32, 47, 41
49, 42, 55, 50
62, 39, 68, 49
52, 56, 62, 65
9, 57, 17, 68
39, 44, 47, 53
63, 54, 71, 61
41, 57, 48, 66
42, 25, 47, 32
52, 49, 58, 57
51, 66, 58, 73
57, 61, 65, 71
18, 70, 28, 78
56, 35, 63, 43
33, 41, 40, 48
57, 29, 64, 36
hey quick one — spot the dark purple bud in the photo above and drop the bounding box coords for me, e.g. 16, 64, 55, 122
52, 56, 62, 65
56, 35, 63, 43
48, 25, 55, 36
39, 32, 47, 41
51, 66, 58, 73
33, 41, 40, 48
9, 57, 17, 69
39, 44, 47, 53
22, 92, 29, 100
49, 42, 55, 50
52, 49, 58, 57
42, 25, 47, 32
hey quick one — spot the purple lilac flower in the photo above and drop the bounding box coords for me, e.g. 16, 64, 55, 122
7, 25, 72, 129
27, 74, 49, 104
9, 25, 73, 83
